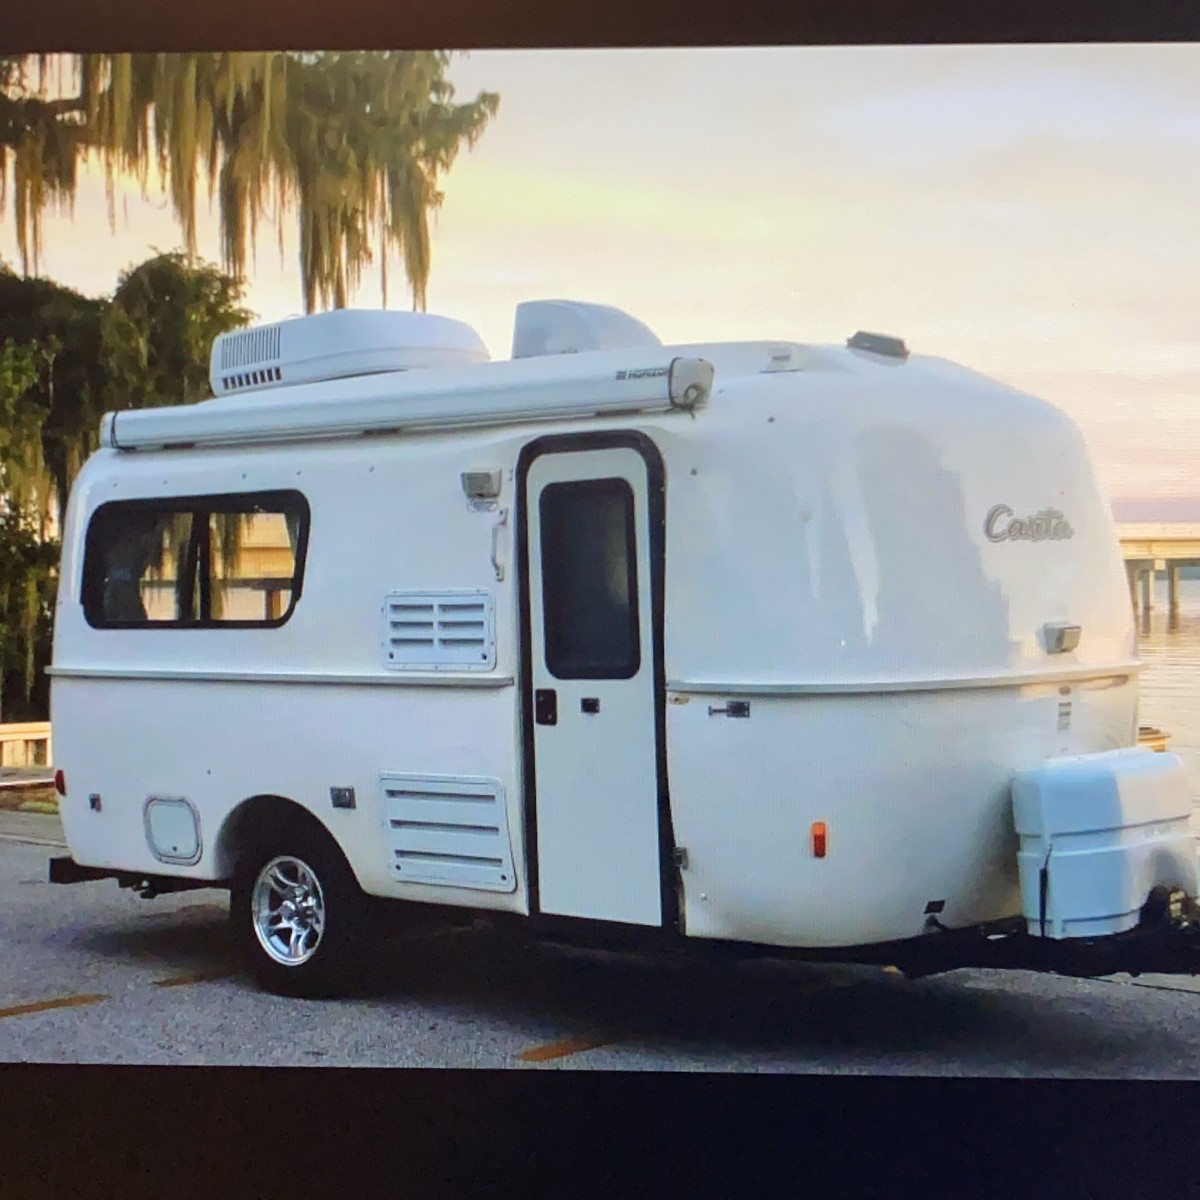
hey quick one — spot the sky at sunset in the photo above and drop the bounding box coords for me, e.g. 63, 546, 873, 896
1, 45, 1197, 516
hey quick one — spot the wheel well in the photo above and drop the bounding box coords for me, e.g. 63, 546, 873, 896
213, 795, 345, 883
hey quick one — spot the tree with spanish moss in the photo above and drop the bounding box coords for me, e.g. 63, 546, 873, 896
0, 52, 499, 313
0, 338, 59, 720
0, 251, 250, 524
0, 251, 250, 719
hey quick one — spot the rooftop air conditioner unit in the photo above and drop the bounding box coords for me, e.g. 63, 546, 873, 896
209, 309, 490, 398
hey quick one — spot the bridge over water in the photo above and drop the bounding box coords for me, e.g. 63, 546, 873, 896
1117, 523, 1200, 622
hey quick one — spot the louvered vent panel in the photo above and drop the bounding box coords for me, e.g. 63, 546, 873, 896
380, 774, 516, 892
220, 324, 282, 369
382, 591, 495, 670
217, 325, 284, 393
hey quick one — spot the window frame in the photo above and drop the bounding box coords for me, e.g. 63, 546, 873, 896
81, 489, 311, 631
539, 476, 641, 681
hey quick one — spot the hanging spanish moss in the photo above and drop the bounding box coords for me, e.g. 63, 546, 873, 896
0, 337, 57, 535
0, 52, 499, 313
0, 336, 59, 712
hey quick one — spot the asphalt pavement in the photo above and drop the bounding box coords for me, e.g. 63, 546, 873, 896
2, 809, 1200, 1073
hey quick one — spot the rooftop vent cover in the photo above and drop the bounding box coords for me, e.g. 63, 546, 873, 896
512, 299, 662, 359
847, 330, 909, 360
209, 309, 490, 397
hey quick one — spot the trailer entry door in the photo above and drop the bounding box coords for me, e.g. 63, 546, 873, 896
523, 442, 666, 926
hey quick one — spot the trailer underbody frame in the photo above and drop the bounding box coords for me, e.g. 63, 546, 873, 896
48, 856, 1200, 980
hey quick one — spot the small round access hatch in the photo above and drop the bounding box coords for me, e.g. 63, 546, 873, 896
144, 797, 202, 865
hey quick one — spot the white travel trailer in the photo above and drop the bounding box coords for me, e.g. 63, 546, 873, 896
48, 300, 1200, 997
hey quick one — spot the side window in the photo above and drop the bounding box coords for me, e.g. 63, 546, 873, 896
82, 491, 309, 629
539, 477, 640, 679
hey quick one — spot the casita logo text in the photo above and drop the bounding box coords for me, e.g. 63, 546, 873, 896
985, 504, 1074, 543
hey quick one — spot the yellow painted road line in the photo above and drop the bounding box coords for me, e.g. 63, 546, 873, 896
0, 993, 109, 1019
517, 1033, 623, 1063
151, 970, 237, 989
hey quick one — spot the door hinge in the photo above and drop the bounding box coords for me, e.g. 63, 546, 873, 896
672, 847, 689, 871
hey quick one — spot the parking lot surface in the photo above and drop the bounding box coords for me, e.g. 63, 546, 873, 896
3, 811, 1200, 1073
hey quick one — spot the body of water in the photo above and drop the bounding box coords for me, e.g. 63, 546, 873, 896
1133, 577, 1200, 827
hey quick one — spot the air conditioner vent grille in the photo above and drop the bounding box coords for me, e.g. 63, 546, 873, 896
220, 325, 282, 370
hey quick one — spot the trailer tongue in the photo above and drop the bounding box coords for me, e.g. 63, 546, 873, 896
883, 746, 1200, 980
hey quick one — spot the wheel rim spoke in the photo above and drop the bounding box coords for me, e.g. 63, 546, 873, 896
288, 925, 308, 959
265, 865, 294, 895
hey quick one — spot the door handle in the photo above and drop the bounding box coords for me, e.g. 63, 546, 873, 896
535, 688, 558, 726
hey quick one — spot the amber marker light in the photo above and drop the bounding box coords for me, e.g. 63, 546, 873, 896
812, 821, 827, 858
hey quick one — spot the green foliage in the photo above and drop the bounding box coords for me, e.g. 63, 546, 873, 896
0, 52, 499, 314
0, 265, 107, 524
0, 337, 57, 533
0, 335, 58, 719
100, 250, 252, 409
0, 252, 249, 524
0, 510, 57, 720
0, 250, 251, 719
0, 333, 44, 400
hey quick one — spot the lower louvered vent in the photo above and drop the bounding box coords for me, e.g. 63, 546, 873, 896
380, 774, 516, 893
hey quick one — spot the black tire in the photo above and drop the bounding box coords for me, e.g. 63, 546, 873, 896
231, 821, 367, 999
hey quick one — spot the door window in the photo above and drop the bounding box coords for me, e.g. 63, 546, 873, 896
539, 477, 640, 679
